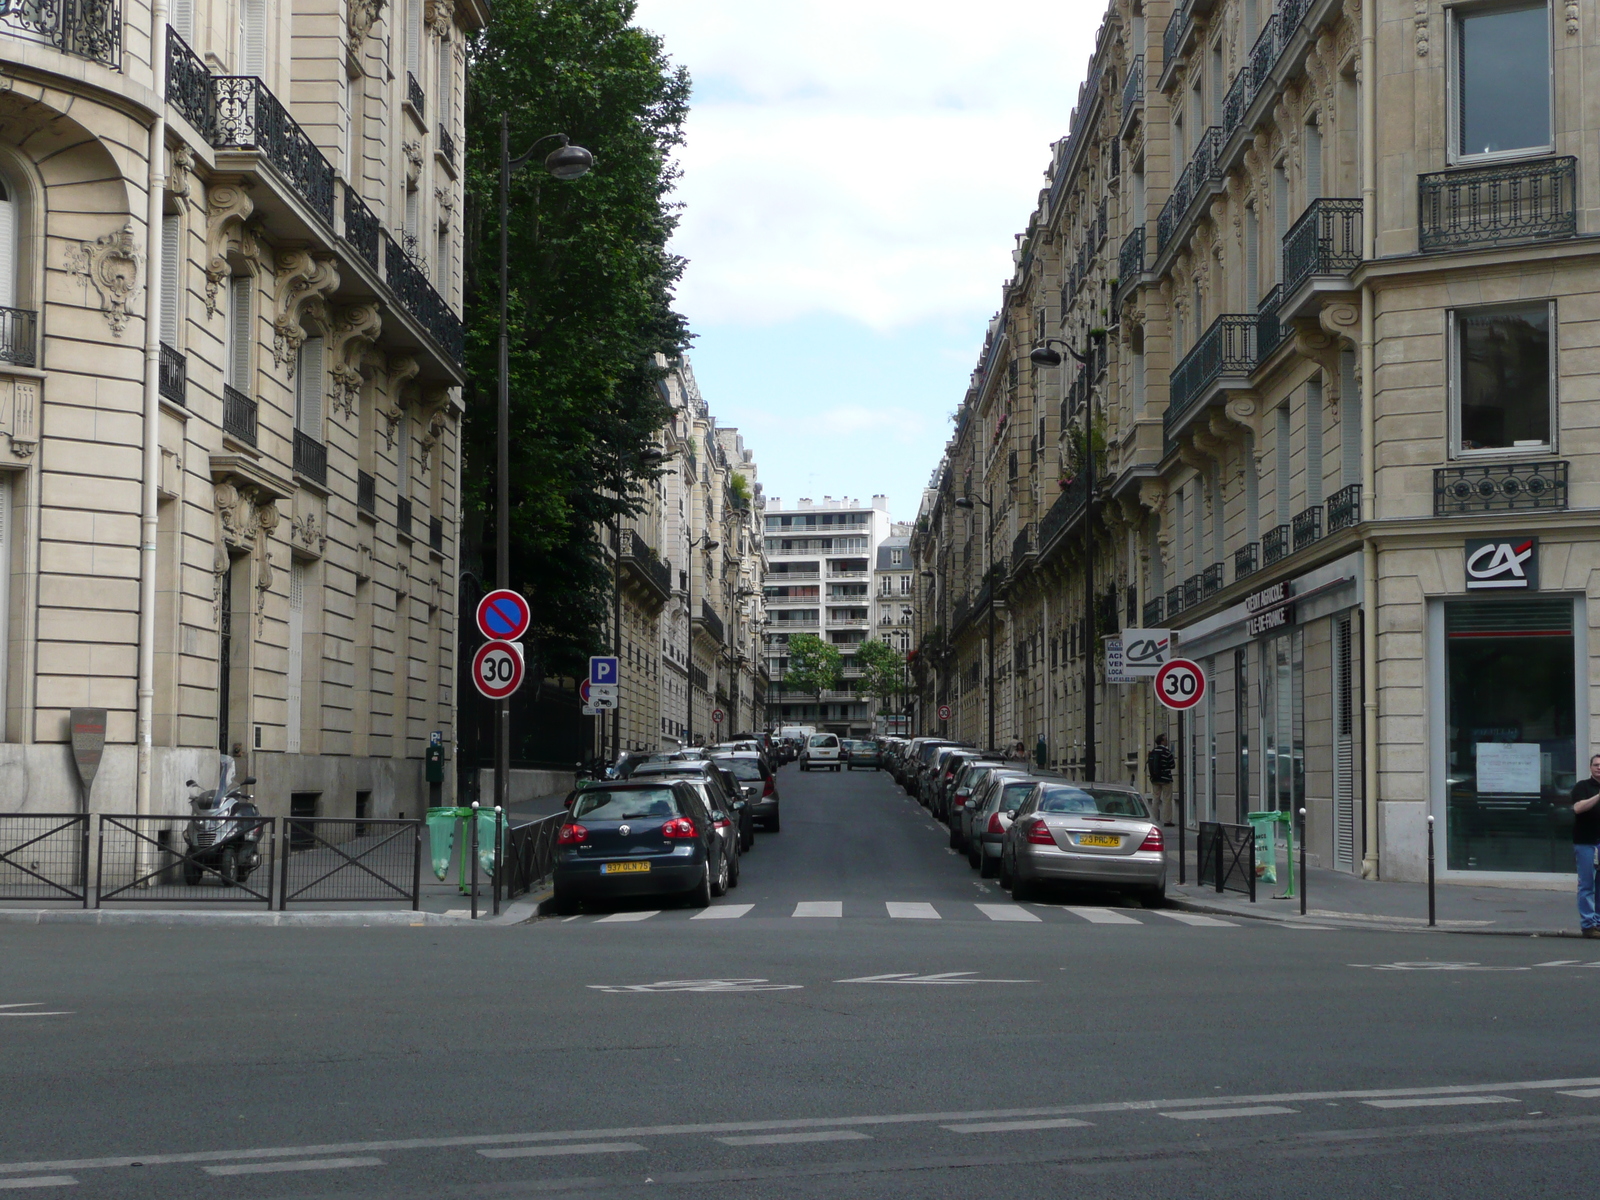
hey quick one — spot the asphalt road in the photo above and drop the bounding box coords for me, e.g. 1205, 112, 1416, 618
6, 763, 1600, 1198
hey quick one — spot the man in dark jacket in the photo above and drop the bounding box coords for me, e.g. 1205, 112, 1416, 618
1573, 754, 1600, 937
1147, 734, 1176, 826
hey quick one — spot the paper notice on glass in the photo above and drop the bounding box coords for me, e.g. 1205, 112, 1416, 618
1475, 742, 1542, 794
1105, 637, 1132, 685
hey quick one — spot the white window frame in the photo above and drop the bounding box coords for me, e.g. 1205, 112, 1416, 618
1447, 299, 1557, 459
1445, 0, 1555, 167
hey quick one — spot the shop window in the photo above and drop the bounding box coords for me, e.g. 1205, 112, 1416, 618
1451, 1, 1552, 161
1260, 629, 1304, 816
1444, 598, 1576, 872
1452, 302, 1552, 454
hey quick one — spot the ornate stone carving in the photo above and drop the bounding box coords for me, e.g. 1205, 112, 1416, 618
396, 561, 410, 600
402, 141, 423, 186
433, 183, 455, 220
428, 577, 442, 611
213, 481, 280, 631
1319, 301, 1360, 345
1415, 0, 1429, 55
292, 510, 327, 557
66, 223, 144, 337
9, 378, 37, 457
328, 304, 382, 418
378, 356, 420, 449
272, 250, 341, 371
167, 143, 194, 201
1567, 0, 1579, 34
348, 0, 385, 57
203, 182, 257, 315
424, 0, 453, 35
356, 542, 373, 581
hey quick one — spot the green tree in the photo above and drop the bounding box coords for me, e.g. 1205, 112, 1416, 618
462, 0, 689, 676
855, 637, 906, 714
783, 633, 843, 700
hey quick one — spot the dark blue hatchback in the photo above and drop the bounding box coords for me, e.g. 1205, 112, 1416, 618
552, 781, 727, 915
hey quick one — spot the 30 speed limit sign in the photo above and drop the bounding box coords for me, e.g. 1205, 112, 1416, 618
1153, 658, 1206, 711
472, 639, 525, 700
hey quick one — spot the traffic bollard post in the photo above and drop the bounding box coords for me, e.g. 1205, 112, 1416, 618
492, 805, 503, 917
470, 801, 480, 921
1298, 807, 1307, 917
1427, 813, 1436, 927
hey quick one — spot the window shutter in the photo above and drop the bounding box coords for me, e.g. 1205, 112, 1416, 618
296, 336, 324, 437
1275, 404, 1292, 526
1305, 377, 1324, 505
1340, 348, 1361, 489
0, 192, 14, 311
240, 0, 265, 76
1273, 165, 1289, 281
1245, 205, 1260, 306
396, 412, 410, 499
286, 564, 305, 755
1306, 122, 1323, 201
160, 215, 181, 346
406, 0, 421, 76
228, 276, 252, 390
172, 0, 193, 38
404, 187, 419, 240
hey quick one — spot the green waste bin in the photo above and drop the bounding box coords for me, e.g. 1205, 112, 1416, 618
475, 805, 501, 878
426, 806, 465, 881
426, 805, 503, 890
1246, 809, 1296, 897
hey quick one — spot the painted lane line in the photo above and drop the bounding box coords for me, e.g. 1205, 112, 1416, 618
792, 901, 842, 918
1063, 907, 1141, 925
1535, 960, 1584, 967
0, 1004, 72, 1018
717, 1132, 871, 1147
1162, 1106, 1299, 1121
1363, 1096, 1516, 1110
594, 911, 659, 923
479, 1143, 644, 1159
691, 905, 753, 920
203, 1157, 384, 1176
1558, 1089, 1600, 1098
976, 904, 1040, 922
886, 902, 940, 920
942, 1119, 1092, 1134
1154, 911, 1238, 927
0, 1179, 75, 1191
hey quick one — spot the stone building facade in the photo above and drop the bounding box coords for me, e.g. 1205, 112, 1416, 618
1, 0, 474, 818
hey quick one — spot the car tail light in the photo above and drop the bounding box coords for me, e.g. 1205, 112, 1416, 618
762, 777, 775, 798
987, 813, 1005, 835
1025, 819, 1055, 845
713, 818, 731, 831
1138, 826, 1164, 852
662, 817, 697, 839
557, 822, 588, 845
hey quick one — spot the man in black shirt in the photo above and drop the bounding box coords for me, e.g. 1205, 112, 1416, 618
1572, 754, 1600, 937
1148, 734, 1176, 826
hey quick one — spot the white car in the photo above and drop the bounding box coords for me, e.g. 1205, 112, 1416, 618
800, 733, 842, 772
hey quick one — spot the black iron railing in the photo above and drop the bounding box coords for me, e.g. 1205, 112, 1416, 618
1262, 523, 1290, 566
0, 814, 90, 903
1434, 460, 1568, 515
5, 0, 120, 66
0, 306, 38, 367
698, 600, 725, 645
1182, 575, 1200, 611
383, 232, 464, 365
396, 496, 413, 538
437, 124, 456, 167
505, 813, 564, 901
1326, 482, 1361, 531
293, 430, 327, 486
279, 818, 421, 909
1157, 126, 1222, 252
1248, 14, 1280, 104
1117, 226, 1145, 297
407, 72, 425, 118
343, 188, 380, 270
1198, 821, 1256, 900
622, 532, 673, 599
429, 516, 443, 552
357, 470, 376, 514
1163, 0, 1193, 65
1234, 541, 1259, 582
1256, 284, 1290, 362
223, 383, 257, 446
1283, 198, 1363, 297
165, 29, 214, 133
1166, 313, 1258, 439
1039, 472, 1090, 552
1292, 504, 1322, 551
1121, 54, 1143, 120
1165, 584, 1184, 618
1142, 597, 1164, 626
1012, 524, 1032, 562
1419, 157, 1577, 253
1201, 562, 1224, 598
159, 342, 186, 406
1221, 64, 1249, 144
213, 76, 336, 223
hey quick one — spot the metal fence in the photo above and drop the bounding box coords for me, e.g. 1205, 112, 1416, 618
1197, 821, 1256, 900
504, 813, 565, 902
0, 814, 90, 904
278, 818, 422, 909
96, 814, 276, 907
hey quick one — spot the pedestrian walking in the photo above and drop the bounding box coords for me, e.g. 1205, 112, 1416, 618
1147, 734, 1176, 826
1572, 754, 1600, 937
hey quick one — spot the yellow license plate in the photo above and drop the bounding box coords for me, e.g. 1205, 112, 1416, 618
601, 861, 650, 874
1077, 834, 1122, 848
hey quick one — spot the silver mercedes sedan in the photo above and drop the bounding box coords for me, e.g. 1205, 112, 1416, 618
999, 781, 1165, 903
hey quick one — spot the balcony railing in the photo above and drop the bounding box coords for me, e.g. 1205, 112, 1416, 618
1117, 226, 1145, 297
213, 76, 336, 224
1166, 584, 1184, 618
1166, 313, 1258, 437
0, 306, 38, 368
1282, 197, 1363, 298
1434, 460, 1568, 516
1012, 524, 1032, 562
1142, 597, 1164, 627
1262, 523, 1290, 567
621, 531, 673, 600
1163, 0, 1194, 66
1292, 504, 1322, 552
222, 383, 256, 446
343, 188, 381, 270
166, 29, 214, 134
429, 516, 443, 552
1157, 126, 1222, 252
1234, 541, 1259, 582
1201, 562, 1224, 598
1039, 471, 1090, 552
1255, 284, 1290, 362
406, 72, 425, 119
1326, 482, 1361, 531
1121, 55, 1144, 123
5, 0, 120, 66
383, 232, 464, 365
396, 496, 413, 539
1181, 575, 1201, 611
158, 342, 186, 406
436, 124, 457, 168
1419, 157, 1577, 253
357, 470, 376, 515
293, 430, 327, 486
1221, 64, 1249, 145
697, 600, 725, 645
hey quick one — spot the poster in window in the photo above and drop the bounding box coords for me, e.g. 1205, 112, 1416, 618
1475, 742, 1542, 794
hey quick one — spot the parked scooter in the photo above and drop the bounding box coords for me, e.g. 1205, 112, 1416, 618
182, 766, 266, 886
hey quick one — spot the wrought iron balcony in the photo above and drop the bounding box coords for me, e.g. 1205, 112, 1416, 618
1283, 198, 1363, 299
1142, 596, 1164, 627
1165, 585, 1183, 618
158, 342, 186, 406
1262, 523, 1290, 567
1182, 575, 1201, 611
293, 430, 327, 486
0, 306, 38, 368
1011, 524, 1032, 562
1157, 126, 1222, 252
343, 188, 380, 271
1292, 504, 1322, 551
166, 29, 213, 133
407, 72, 425, 119
1326, 482, 1361, 531
1165, 312, 1258, 442
222, 383, 256, 446
1038, 471, 1090, 554
1117, 227, 1144, 299
1234, 541, 1259, 582
1434, 460, 1568, 516
212, 76, 336, 223
1163, 0, 1194, 66
1201, 562, 1224, 598
5, 0, 120, 66
396, 496, 413, 539
1221, 65, 1249, 145
621, 530, 673, 601
697, 600, 726, 645
436, 124, 457, 168
1255, 284, 1290, 362
357, 470, 376, 515
429, 516, 443, 552
383, 233, 464, 365
1120, 55, 1143, 125
1419, 157, 1577, 253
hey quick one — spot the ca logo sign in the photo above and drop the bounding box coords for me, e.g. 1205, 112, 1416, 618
1465, 538, 1537, 591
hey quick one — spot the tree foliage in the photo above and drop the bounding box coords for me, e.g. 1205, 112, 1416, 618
461, 0, 689, 676
782, 634, 842, 700
854, 637, 907, 712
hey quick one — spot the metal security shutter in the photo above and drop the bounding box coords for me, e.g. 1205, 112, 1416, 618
160, 214, 181, 346
296, 336, 323, 437
286, 563, 305, 754
1334, 615, 1356, 872
1445, 598, 1572, 636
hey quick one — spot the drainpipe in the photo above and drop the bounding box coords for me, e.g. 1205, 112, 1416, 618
1358, 0, 1379, 878
136, 1, 170, 821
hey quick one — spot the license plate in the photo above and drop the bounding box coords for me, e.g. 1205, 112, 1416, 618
601, 861, 650, 874
1077, 834, 1122, 848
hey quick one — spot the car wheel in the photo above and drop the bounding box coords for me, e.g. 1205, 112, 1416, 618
687, 860, 713, 908
552, 889, 580, 917
1141, 884, 1166, 907
948, 823, 961, 850
979, 853, 999, 879
766, 814, 781, 833
1010, 870, 1034, 903
997, 852, 1014, 890
711, 852, 730, 898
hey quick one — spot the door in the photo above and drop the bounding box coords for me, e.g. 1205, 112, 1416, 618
1333, 615, 1357, 871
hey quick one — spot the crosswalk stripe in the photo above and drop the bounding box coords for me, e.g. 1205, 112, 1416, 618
1064, 906, 1142, 925
976, 904, 1040, 922
203, 1158, 383, 1176
942, 1118, 1091, 1133
1155, 911, 1238, 927
793, 901, 842, 918
1161, 1106, 1298, 1121
595, 911, 659, 923
479, 1143, 645, 1159
1363, 1095, 1515, 1110
0, 1177, 77, 1190
886, 902, 940, 919
692, 905, 753, 920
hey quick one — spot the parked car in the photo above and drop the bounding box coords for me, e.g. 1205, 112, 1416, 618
944, 759, 1006, 847
906, 739, 961, 798
800, 733, 843, 771
711, 752, 780, 834
551, 781, 732, 914
843, 739, 881, 769
920, 745, 971, 810
929, 749, 985, 820
999, 781, 1165, 903
965, 771, 1040, 876
631, 761, 754, 851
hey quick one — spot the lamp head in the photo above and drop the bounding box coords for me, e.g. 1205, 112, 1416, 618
544, 138, 594, 181
707, 540, 720, 550
1029, 345, 1063, 367
953, 497, 974, 510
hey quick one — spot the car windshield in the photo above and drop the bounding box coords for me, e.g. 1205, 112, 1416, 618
1036, 786, 1149, 817
715, 758, 765, 781
571, 788, 681, 820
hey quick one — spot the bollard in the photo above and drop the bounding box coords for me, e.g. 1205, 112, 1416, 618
492, 805, 503, 917
1427, 813, 1436, 927
1298, 807, 1307, 917
470, 801, 480, 921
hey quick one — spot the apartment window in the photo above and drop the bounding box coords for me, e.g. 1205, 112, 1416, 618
1272, 163, 1289, 282
227, 276, 252, 390
295, 336, 324, 440
1339, 347, 1361, 488
239, 0, 265, 76
1452, 302, 1553, 453
159, 214, 181, 346
437, 39, 453, 126
1275, 404, 1293, 525
1305, 377, 1324, 505
0, 177, 14, 311
1131, 325, 1146, 410
1244, 431, 1261, 542
890, 548, 903, 565
1244, 204, 1260, 306
1451, 2, 1552, 161
1305, 118, 1323, 203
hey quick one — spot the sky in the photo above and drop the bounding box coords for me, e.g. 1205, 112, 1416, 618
629, 1, 1096, 524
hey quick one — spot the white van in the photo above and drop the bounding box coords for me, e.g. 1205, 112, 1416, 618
800, 732, 842, 772
779, 725, 816, 743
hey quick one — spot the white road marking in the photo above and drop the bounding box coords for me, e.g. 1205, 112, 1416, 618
0, 1004, 72, 1018
1362, 1096, 1516, 1110
976, 904, 1040, 922
886, 902, 940, 919
1535, 960, 1583, 967
594, 911, 658, 923
479, 1143, 644, 1159
835, 972, 1035, 985
1064, 907, 1142, 925
717, 1131, 870, 1147
1162, 1106, 1299, 1121
691, 905, 753, 920
203, 1157, 383, 1176
1558, 1089, 1600, 1098
1154, 911, 1238, 927
793, 901, 842, 918
0, 1179, 75, 1190
942, 1119, 1092, 1133
588, 979, 802, 994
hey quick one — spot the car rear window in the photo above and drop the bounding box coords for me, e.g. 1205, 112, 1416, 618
1036, 786, 1148, 817
999, 781, 1035, 811
809, 735, 838, 748
716, 758, 765, 781
571, 788, 681, 820
962, 766, 995, 792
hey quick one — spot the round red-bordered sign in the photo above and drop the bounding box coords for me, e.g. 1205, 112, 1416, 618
937, 704, 952, 722
472, 639, 525, 700
711, 708, 725, 725
476, 589, 531, 642
1154, 658, 1206, 711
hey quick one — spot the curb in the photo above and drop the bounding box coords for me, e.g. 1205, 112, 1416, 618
1164, 892, 1582, 938
0, 892, 551, 928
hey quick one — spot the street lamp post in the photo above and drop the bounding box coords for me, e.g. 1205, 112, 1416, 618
684, 531, 719, 747
495, 117, 591, 807
953, 493, 994, 751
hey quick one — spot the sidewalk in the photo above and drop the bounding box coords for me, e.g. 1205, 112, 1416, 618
1163, 848, 1583, 937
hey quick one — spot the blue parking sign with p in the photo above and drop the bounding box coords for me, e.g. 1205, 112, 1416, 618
589, 656, 619, 686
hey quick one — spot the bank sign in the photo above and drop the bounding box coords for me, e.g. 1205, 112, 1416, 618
1245, 580, 1295, 637
1465, 537, 1539, 591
